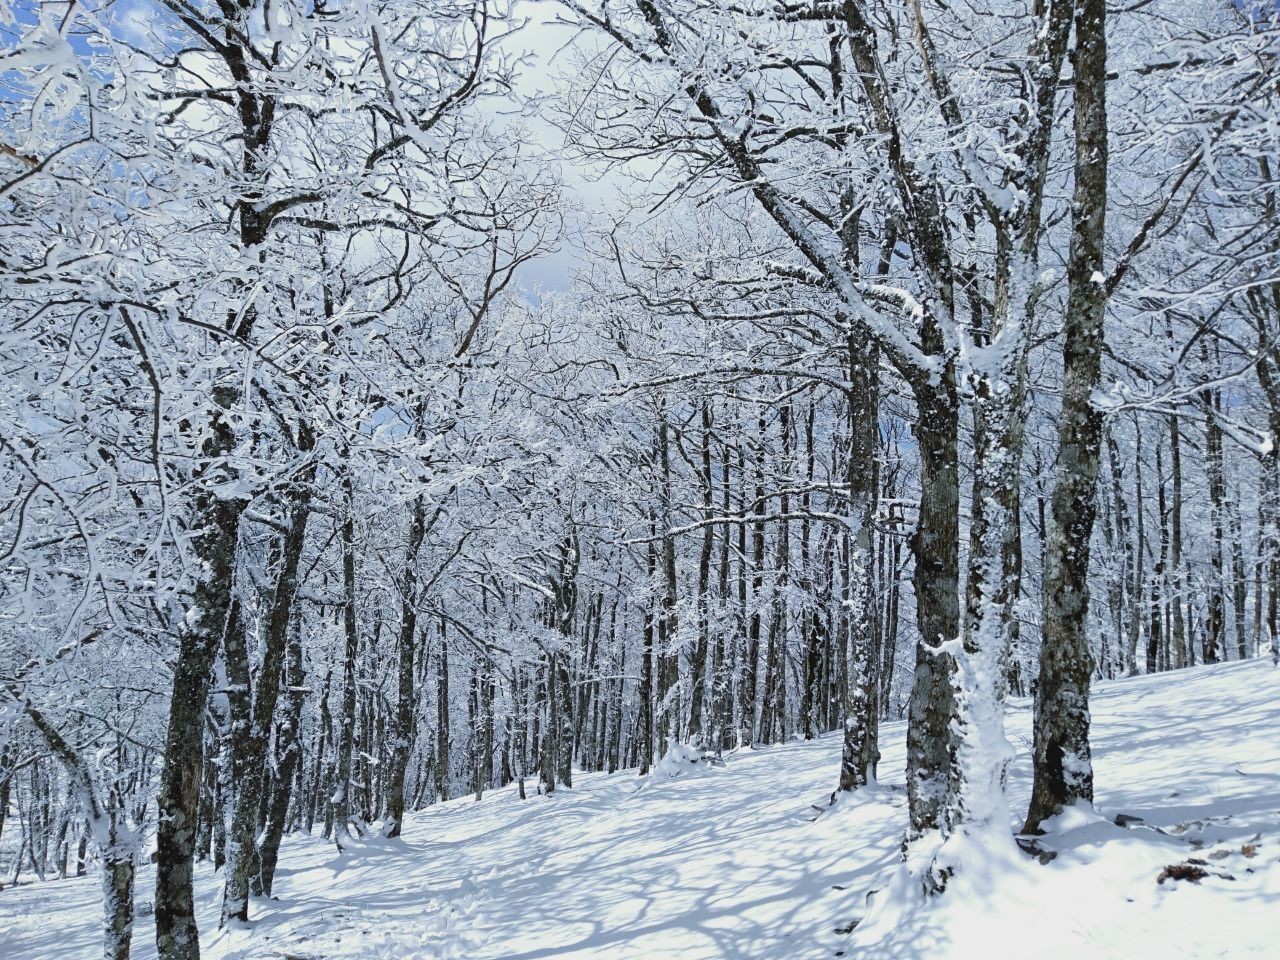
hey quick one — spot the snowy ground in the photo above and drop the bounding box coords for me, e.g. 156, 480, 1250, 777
3, 659, 1278, 959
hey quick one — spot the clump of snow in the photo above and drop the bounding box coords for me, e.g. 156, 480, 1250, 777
647, 737, 714, 781
1038, 798, 1110, 835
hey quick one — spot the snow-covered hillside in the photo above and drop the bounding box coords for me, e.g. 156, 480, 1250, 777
4, 659, 1277, 960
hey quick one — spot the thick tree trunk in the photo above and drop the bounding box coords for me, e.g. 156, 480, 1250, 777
1025, 0, 1107, 833
103, 849, 136, 960
155, 29, 278, 945
905, 378, 960, 836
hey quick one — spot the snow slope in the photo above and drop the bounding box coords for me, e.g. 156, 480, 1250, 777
3, 659, 1278, 959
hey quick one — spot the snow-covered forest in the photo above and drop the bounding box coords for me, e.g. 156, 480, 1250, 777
0, 1, 1277, 958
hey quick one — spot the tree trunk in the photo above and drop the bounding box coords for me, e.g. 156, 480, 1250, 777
838, 330, 881, 793
0, 746, 12, 865
1169, 412, 1187, 668
256, 617, 307, 897
436, 619, 452, 801
384, 494, 426, 837
103, 848, 136, 960
639, 531, 656, 774
16, 700, 140, 960
1231, 501, 1249, 659
905, 377, 961, 837
689, 402, 716, 742
1204, 372, 1227, 664
1151, 437, 1168, 673
332, 476, 362, 846
304, 671, 331, 835
746, 420, 767, 742
1025, 0, 1107, 832
222, 449, 314, 923
656, 422, 680, 745
155, 417, 242, 958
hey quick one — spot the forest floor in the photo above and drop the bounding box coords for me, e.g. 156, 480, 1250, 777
3, 658, 1278, 959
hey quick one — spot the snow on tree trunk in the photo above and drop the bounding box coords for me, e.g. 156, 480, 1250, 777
102, 848, 136, 960
837, 334, 882, 794
905, 385, 961, 837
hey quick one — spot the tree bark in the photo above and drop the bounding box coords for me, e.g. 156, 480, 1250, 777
436, 619, 452, 801
838, 330, 881, 793
156, 415, 242, 959
639, 526, 657, 774
905, 378, 960, 836
384, 494, 426, 836
256, 616, 307, 896
1169, 411, 1187, 668
689, 402, 715, 742
1025, 0, 1108, 833
332, 475, 363, 845
1204, 371, 1227, 664
222, 444, 314, 922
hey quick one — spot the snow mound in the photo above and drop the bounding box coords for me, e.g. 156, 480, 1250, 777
647, 737, 717, 781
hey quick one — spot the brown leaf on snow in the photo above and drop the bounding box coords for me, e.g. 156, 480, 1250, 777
1157, 862, 1209, 884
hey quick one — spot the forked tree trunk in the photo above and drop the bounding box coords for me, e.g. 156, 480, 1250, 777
154, 19, 278, 944
222, 445, 314, 923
